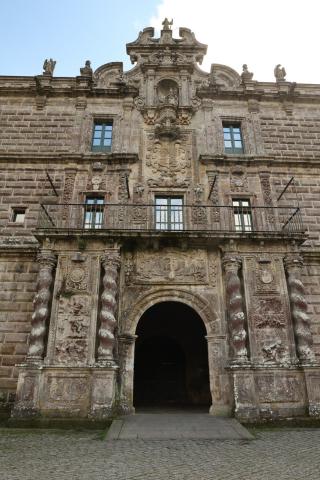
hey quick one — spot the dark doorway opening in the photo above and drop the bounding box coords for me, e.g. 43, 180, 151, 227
134, 301, 211, 409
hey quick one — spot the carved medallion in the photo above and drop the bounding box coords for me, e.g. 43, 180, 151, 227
65, 265, 88, 292
260, 269, 273, 284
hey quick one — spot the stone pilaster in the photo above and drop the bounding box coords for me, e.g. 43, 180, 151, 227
117, 333, 137, 414
284, 254, 314, 364
222, 253, 248, 362
27, 250, 57, 362
97, 249, 121, 364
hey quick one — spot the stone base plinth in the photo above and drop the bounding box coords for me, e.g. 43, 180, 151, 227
229, 364, 316, 422
12, 364, 118, 420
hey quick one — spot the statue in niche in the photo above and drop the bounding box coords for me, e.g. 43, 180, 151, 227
157, 79, 179, 107
165, 87, 179, 106
274, 64, 286, 82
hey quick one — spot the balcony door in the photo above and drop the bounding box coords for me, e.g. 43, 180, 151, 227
84, 197, 104, 229
155, 197, 183, 231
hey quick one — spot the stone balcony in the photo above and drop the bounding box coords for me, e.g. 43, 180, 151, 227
36, 202, 306, 243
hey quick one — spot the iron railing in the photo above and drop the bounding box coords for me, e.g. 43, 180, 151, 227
37, 203, 305, 236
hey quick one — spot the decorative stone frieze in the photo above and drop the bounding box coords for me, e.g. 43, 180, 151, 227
97, 250, 121, 364
222, 254, 248, 362
284, 254, 314, 363
27, 250, 57, 362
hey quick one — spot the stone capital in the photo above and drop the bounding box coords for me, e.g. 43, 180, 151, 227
222, 253, 242, 272
101, 250, 121, 270
284, 254, 303, 272
36, 250, 57, 269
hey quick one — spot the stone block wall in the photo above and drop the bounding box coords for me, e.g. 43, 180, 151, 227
260, 113, 320, 159
0, 255, 37, 404
0, 163, 63, 232
302, 263, 320, 360
0, 101, 77, 154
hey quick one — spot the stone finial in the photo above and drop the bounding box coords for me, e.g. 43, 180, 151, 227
274, 64, 286, 82
80, 60, 93, 77
43, 58, 56, 76
162, 18, 173, 30
241, 64, 254, 82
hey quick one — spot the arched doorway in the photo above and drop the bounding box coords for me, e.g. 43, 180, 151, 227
133, 301, 211, 409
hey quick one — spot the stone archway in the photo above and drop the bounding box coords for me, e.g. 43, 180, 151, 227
134, 301, 211, 409
117, 288, 227, 415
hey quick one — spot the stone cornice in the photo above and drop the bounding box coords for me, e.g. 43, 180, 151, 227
199, 154, 320, 168
1, 75, 320, 104
0, 152, 139, 165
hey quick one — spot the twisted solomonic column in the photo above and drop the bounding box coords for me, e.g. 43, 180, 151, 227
284, 254, 314, 363
97, 250, 121, 363
28, 250, 57, 361
222, 253, 248, 362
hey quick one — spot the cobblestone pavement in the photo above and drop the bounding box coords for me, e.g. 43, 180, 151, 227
1, 428, 320, 480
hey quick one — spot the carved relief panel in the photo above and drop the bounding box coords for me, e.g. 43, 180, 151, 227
124, 248, 216, 285
46, 254, 100, 366
243, 256, 296, 364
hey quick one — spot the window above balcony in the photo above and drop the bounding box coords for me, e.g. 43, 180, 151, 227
91, 121, 113, 152
155, 197, 184, 231
223, 123, 244, 154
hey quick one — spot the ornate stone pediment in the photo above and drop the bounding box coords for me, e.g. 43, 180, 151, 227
126, 20, 207, 66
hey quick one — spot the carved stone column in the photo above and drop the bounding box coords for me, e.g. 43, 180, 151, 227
284, 254, 314, 363
222, 254, 248, 362
97, 250, 121, 364
27, 250, 57, 362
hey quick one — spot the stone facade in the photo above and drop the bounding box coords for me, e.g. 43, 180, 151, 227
1, 21, 320, 422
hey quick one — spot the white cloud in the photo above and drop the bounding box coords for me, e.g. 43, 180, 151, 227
150, 0, 320, 83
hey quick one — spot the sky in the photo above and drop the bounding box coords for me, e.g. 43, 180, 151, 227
0, 0, 319, 83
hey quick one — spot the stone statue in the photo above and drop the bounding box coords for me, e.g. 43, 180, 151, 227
80, 60, 93, 77
43, 58, 56, 76
165, 87, 178, 106
162, 18, 173, 30
274, 64, 286, 82
241, 64, 254, 82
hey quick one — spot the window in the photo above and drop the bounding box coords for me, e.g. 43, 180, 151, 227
84, 197, 104, 229
12, 208, 26, 223
232, 199, 252, 232
223, 124, 244, 154
155, 197, 183, 231
91, 122, 113, 152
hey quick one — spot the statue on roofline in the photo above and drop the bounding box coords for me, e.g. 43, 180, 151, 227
162, 18, 173, 30
43, 58, 56, 76
274, 64, 286, 82
241, 64, 254, 82
80, 60, 93, 77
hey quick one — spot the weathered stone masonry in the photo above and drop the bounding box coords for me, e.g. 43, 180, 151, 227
1, 20, 320, 421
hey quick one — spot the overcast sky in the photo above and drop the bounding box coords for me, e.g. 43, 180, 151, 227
1, 0, 319, 83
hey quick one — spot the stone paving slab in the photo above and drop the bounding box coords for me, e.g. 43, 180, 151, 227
1, 428, 320, 480
106, 413, 254, 440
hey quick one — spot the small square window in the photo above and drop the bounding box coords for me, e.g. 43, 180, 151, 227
91, 121, 113, 152
223, 123, 244, 154
12, 208, 26, 223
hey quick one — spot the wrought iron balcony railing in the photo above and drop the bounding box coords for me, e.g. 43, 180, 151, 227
37, 203, 305, 237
